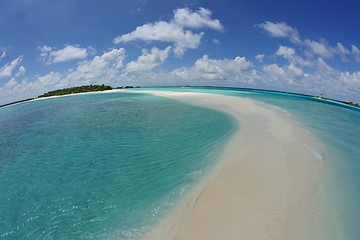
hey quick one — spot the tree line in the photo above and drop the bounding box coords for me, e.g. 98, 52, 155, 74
38, 84, 113, 98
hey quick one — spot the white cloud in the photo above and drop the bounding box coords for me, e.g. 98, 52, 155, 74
114, 21, 202, 57
173, 7, 223, 31
300, 39, 355, 63
39, 45, 88, 64
64, 48, 125, 84
212, 38, 220, 44
351, 45, 360, 62
335, 43, 350, 55
126, 46, 171, 73
287, 63, 304, 77
257, 21, 360, 65
276, 45, 296, 58
275, 46, 313, 67
114, 7, 222, 57
256, 21, 301, 44
255, 54, 264, 62
163, 49, 359, 102
315, 57, 334, 72
15, 66, 26, 77
261, 63, 305, 85
304, 39, 333, 58
0, 57, 22, 80
352, 45, 360, 55
171, 55, 252, 81
338, 72, 360, 94
334, 43, 351, 62
0, 51, 6, 61
37, 71, 62, 86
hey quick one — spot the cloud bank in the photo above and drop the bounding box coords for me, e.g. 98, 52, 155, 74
1, 9, 360, 105
125, 47, 171, 73
114, 7, 223, 57
39, 45, 88, 64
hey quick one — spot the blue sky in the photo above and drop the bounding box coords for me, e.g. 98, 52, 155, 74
1, 0, 359, 104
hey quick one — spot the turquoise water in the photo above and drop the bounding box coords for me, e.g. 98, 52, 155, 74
0, 92, 236, 239
1, 88, 360, 239
143, 87, 360, 239
222, 88, 360, 239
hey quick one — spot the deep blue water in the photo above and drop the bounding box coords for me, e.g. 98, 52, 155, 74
0, 92, 235, 239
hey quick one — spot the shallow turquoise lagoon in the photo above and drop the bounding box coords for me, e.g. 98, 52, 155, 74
0, 92, 235, 239
0, 88, 359, 239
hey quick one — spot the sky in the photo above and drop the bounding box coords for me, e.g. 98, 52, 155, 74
1, 0, 360, 105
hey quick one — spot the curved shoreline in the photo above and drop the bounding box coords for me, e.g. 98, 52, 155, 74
113, 90, 342, 239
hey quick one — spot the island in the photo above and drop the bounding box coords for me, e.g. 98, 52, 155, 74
314, 95, 360, 108
116, 85, 141, 89
38, 84, 113, 98
342, 101, 360, 108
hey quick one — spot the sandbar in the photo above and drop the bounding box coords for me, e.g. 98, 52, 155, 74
116, 90, 342, 239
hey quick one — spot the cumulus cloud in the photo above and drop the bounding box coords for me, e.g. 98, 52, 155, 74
256, 21, 301, 44
114, 21, 202, 57
15, 66, 26, 77
164, 48, 359, 102
351, 45, 360, 62
39, 45, 88, 64
173, 7, 223, 30
287, 63, 304, 77
255, 54, 264, 62
335, 42, 350, 55
212, 39, 220, 44
261, 63, 305, 86
352, 45, 360, 55
257, 21, 360, 65
114, 7, 222, 57
303, 41, 358, 62
338, 72, 360, 92
126, 46, 171, 73
275, 46, 313, 67
64, 48, 125, 84
0, 57, 23, 80
315, 57, 334, 72
333, 43, 351, 62
276, 45, 296, 57
171, 55, 252, 81
303, 39, 333, 59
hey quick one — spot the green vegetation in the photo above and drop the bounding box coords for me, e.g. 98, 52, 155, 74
38, 84, 113, 98
116, 85, 141, 89
343, 101, 360, 108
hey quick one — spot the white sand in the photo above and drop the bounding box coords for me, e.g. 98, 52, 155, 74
118, 90, 343, 239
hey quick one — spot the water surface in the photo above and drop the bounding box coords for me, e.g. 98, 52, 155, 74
0, 92, 235, 239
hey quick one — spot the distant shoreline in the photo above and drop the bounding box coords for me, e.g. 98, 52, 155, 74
0, 85, 137, 108
37, 84, 113, 98
1, 86, 359, 110
0, 98, 35, 108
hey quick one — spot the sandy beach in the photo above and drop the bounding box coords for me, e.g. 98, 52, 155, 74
118, 90, 341, 239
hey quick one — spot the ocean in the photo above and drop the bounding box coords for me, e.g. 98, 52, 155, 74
0, 88, 359, 239
0, 91, 235, 239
